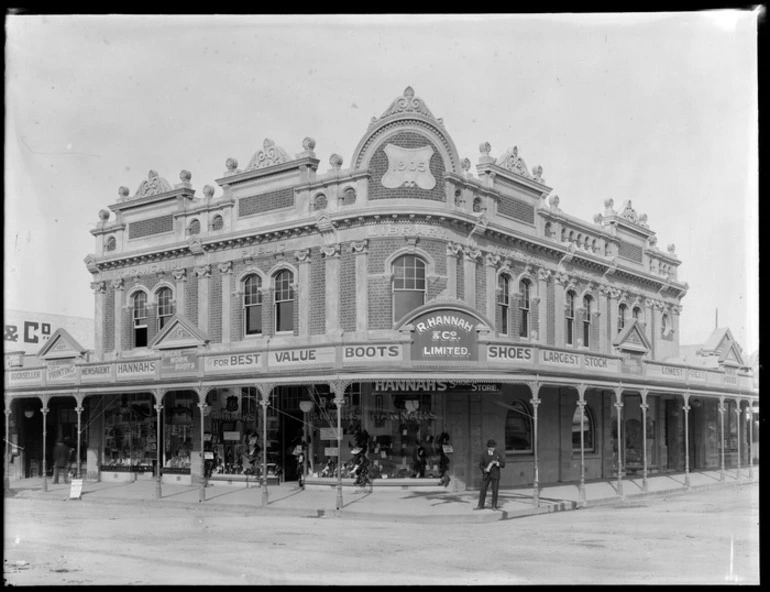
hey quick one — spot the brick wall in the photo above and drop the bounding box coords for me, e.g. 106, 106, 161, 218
456, 258, 464, 300
618, 241, 644, 263
368, 238, 402, 273
427, 276, 446, 302
511, 294, 522, 338
498, 196, 535, 224
209, 271, 222, 343
417, 239, 447, 275
532, 299, 540, 339
121, 303, 132, 351
368, 132, 446, 202
340, 248, 356, 332
186, 272, 198, 326
104, 289, 115, 352
368, 276, 392, 329
495, 301, 504, 334
128, 215, 174, 239
238, 188, 294, 217
309, 250, 326, 335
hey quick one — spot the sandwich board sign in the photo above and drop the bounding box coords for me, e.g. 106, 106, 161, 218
69, 479, 83, 500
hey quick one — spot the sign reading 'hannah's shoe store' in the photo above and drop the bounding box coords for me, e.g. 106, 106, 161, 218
411, 310, 478, 361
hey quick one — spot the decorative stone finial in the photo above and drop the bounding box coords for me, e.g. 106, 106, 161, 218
133, 170, 173, 199
479, 142, 491, 157
98, 209, 110, 221
245, 139, 291, 171
225, 157, 238, 172
462, 157, 471, 172
179, 170, 192, 183
302, 137, 316, 153
118, 186, 129, 200
329, 153, 343, 169
496, 146, 532, 178
667, 243, 676, 254
649, 235, 658, 248
639, 212, 649, 228
593, 213, 603, 224
532, 165, 544, 183
549, 194, 560, 209
619, 200, 639, 224
202, 185, 215, 198
404, 86, 415, 99
603, 198, 616, 215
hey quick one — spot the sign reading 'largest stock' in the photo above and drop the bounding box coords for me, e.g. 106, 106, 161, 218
411, 310, 478, 362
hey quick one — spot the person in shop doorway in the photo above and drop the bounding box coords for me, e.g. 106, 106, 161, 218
52, 440, 71, 485
475, 439, 505, 510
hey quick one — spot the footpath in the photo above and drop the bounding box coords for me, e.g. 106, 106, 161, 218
6, 467, 758, 524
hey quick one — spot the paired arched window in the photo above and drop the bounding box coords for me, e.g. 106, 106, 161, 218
566, 290, 576, 345
497, 275, 510, 335
519, 279, 531, 339
582, 295, 592, 347
156, 287, 174, 331
243, 275, 263, 336
132, 291, 148, 348
188, 219, 200, 235
274, 270, 295, 333
505, 400, 533, 454
618, 303, 627, 332
392, 255, 426, 323
572, 404, 595, 453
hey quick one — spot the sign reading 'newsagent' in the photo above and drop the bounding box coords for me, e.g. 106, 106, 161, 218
411, 310, 478, 361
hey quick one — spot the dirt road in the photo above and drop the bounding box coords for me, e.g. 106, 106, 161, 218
3, 483, 758, 585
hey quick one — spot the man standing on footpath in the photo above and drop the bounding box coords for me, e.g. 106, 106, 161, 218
52, 440, 71, 485
475, 439, 505, 510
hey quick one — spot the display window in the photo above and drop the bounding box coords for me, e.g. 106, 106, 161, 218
163, 391, 194, 473
101, 393, 156, 472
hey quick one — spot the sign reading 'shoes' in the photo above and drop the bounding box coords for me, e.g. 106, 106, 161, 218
411, 310, 478, 362
381, 144, 436, 190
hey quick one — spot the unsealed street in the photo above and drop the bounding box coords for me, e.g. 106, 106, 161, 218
3, 483, 759, 585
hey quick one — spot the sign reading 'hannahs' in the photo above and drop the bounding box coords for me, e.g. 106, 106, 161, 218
411, 310, 478, 361
116, 360, 156, 380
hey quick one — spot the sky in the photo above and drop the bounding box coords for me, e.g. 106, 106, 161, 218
4, 12, 760, 356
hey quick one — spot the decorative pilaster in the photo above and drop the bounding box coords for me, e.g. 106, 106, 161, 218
321, 244, 341, 335
598, 285, 611, 353
91, 281, 106, 360
197, 393, 208, 503
537, 269, 551, 345
195, 265, 211, 334
351, 241, 369, 333
446, 243, 462, 299
463, 248, 481, 307
111, 278, 124, 354
172, 268, 187, 318
295, 249, 311, 337
218, 262, 233, 344
484, 254, 500, 328
553, 273, 568, 347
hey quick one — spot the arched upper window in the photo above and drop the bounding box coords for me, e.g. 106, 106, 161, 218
544, 222, 552, 239
392, 255, 426, 323
566, 290, 576, 346
211, 215, 224, 231
572, 404, 595, 453
274, 270, 294, 333
505, 400, 533, 454
633, 306, 642, 322
618, 303, 627, 332
582, 295, 593, 347
472, 197, 482, 212
340, 187, 356, 205
106, 236, 117, 252
132, 291, 148, 348
661, 313, 670, 336
313, 194, 328, 210
497, 274, 510, 335
188, 219, 201, 235
156, 287, 174, 331
519, 279, 531, 339
243, 274, 263, 336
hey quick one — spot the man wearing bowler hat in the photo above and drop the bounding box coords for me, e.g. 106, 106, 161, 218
475, 438, 506, 510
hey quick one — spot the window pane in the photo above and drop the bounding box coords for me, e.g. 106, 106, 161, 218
246, 305, 262, 334
505, 402, 532, 453
572, 406, 594, 451
394, 291, 424, 322
276, 301, 293, 332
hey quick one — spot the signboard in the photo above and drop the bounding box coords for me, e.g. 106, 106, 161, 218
687, 369, 707, 381
69, 479, 84, 500
324, 447, 339, 457
343, 344, 402, 364
3, 310, 94, 355
268, 347, 335, 368
204, 353, 262, 374
6, 368, 43, 386
80, 363, 113, 382
116, 360, 156, 381
411, 310, 478, 361
538, 349, 619, 374
620, 352, 644, 375
320, 428, 339, 441
223, 431, 241, 441
648, 363, 687, 381
160, 350, 199, 377
46, 362, 77, 383
486, 345, 534, 364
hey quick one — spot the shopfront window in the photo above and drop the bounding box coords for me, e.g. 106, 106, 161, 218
505, 400, 532, 454
205, 388, 260, 478
102, 394, 156, 473
392, 255, 426, 323
164, 392, 194, 473
571, 404, 595, 453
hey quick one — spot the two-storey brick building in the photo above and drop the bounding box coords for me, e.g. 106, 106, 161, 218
4, 87, 757, 502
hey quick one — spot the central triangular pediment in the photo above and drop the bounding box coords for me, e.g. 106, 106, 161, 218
38, 329, 88, 360
613, 319, 651, 353
149, 314, 208, 350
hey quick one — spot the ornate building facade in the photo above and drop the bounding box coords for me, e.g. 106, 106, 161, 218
4, 87, 758, 501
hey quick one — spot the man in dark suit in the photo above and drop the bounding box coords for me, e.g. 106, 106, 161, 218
475, 439, 505, 510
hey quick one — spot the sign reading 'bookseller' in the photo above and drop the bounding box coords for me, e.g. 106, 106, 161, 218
411, 310, 478, 361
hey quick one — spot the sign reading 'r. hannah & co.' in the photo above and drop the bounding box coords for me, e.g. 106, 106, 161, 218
411, 310, 478, 362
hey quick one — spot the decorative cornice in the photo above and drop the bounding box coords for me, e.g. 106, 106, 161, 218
110, 278, 124, 290
90, 281, 106, 294
351, 240, 369, 255
245, 138, 291, 172
218, 261, 233, 274
496, 146, 532, 179
371, 86, 442, 126
127, 170, 174, 201
195, 265, 211, 278
172, 268, 187, 282
537, 268, 552, 282
295, 248, 311, 263
321, 244, 341, 259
